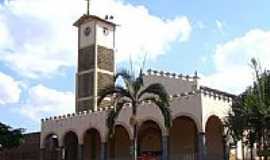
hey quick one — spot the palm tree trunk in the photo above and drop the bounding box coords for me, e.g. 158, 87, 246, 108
133, 124, 138, 160
242, 141, 245, 160
251, 144, 254, 160
132, 104, 138, 160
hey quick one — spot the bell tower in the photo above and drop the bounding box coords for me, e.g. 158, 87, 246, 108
73, 13, 116, 112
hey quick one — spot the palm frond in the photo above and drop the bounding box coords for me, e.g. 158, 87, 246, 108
106, 100, 127, 138
98, 85, 133, 106
138, 83, 169, 106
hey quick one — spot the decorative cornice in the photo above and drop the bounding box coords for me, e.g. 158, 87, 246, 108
145, 69, 199, 82
200, 86, 235, 102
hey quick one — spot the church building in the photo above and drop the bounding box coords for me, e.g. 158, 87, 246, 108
40, 9, 234, 160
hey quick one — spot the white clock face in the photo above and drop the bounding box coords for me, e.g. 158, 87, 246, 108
103, 27, 109, 36
84, 27, 91, 36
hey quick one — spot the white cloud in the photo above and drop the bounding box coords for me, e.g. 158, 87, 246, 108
0, 0, 191, 78
202, 29, 270, 94
216, 20, 225, 33
0, 72, 21, 105
0, 14, 12, 49
20, 84, 74, 121
91, 0, 192, 61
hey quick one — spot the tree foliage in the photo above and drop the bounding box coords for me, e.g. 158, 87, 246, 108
0, 122, 24, 150
226, 58, 270, 158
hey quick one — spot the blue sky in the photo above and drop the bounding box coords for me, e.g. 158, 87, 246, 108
0, 0, 269, 132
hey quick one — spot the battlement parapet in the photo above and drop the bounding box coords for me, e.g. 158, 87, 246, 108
200, 86, 235, 102
41, 105, 114, 123
145, 69, 199, 82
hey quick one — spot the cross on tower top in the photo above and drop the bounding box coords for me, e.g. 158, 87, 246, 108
86, 0, 90, 15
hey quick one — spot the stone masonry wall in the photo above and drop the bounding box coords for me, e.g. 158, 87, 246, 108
97, 46, 114, 72
98, 72, 113, 96
77, 99, 94, 111
78, 45, 95, 72
78, 72, 94, 98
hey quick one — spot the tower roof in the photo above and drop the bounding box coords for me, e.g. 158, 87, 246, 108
73, 14, 117, 27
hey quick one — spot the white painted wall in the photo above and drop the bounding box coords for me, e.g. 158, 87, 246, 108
79, 21, 96, 49
201, 93, 232, 132
143, 74, 197, 95
96, 21, 115, 49
79, 20, 115, 49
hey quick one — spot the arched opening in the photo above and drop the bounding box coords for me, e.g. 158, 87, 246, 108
44, 134, 59, 160
109, 125, 132, 160
63, 131, 78, 160
83, 128, 101, 160
138, 120, 162, 159
170, 116, 198, 160
205, 116, 224, 160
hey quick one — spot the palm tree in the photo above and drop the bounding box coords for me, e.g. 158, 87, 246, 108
98, 69, 172, 160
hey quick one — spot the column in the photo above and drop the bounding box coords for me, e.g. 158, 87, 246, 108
101, 142, 108, 160
162, 136, 169, 160
40, 148, 45, 160
197, 132, 206, 160
57, 146, 64, 160
78, 144, 84, 160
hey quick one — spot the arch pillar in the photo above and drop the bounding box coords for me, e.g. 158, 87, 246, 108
161, 135, 169, 160
40, 148, 45, 160
76, 135, 84, 160
101, 142, 108, 160
78, 144, 84, 160
197, 132, 206, 160
58, 146, 64, 160
57, 140, 64, 160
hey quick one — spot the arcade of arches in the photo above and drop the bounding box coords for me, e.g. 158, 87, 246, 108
42, 116, 225, 160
